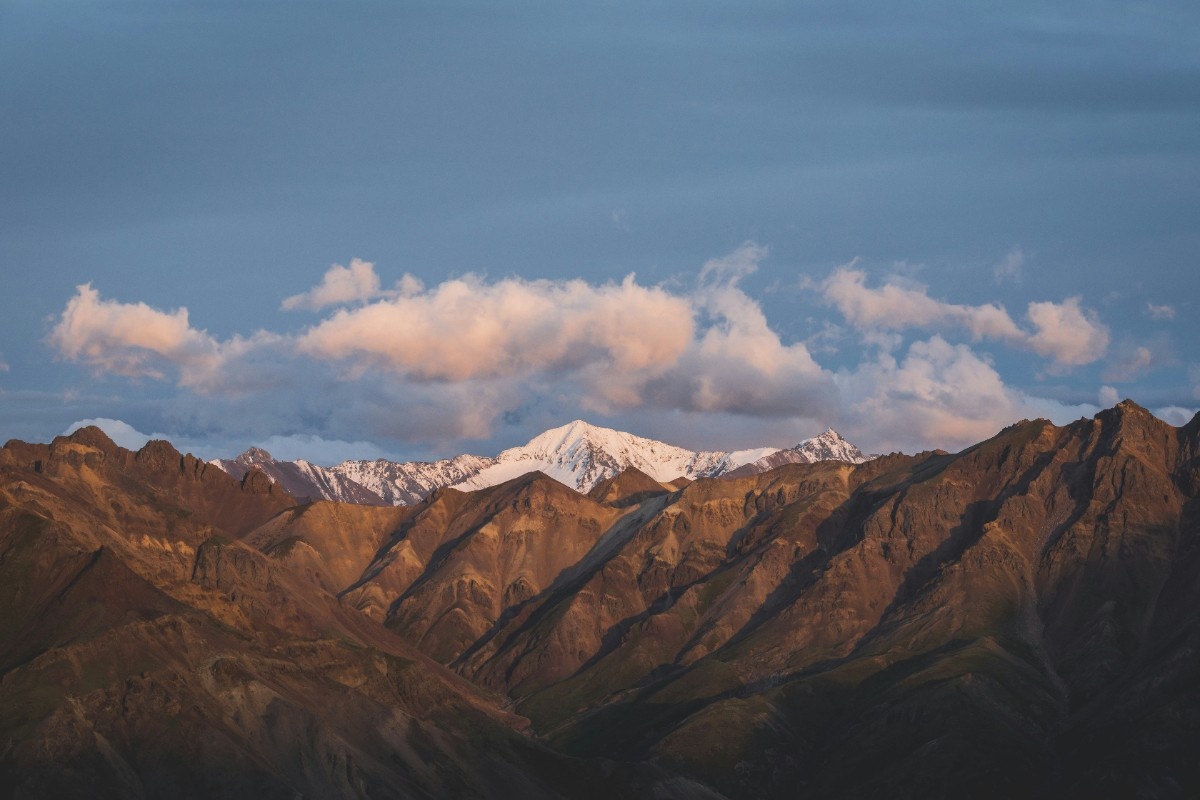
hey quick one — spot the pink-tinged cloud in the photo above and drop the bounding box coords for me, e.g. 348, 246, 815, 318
822, 266, 1025, 342
822, 267, 1109, 369
47, 284, 220, 380
295, 273, 696, 382
1025, 297, 1109, 368
47, 284, 285, 394
281, 258, 385, 311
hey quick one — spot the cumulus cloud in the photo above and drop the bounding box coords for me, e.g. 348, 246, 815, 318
635, 243, 835, 418
45, 246, 1121, 457
47, 284, 285, 394
296, 273, 696, 383
836, 336, 1096, 453
823, 265, 1025, 342
823, 267, 1109, 369
48, 284, 217, 380
1098, 385, 1120, 407
281, 258, 390, 311
1025, 298, 1110, 368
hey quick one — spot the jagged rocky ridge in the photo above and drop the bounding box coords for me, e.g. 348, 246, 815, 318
214, 420, 867, 506
5, 401, 1200, 798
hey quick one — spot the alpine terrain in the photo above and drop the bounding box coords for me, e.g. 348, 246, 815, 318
4, 400, 1200, 798
214, 420, 868, 506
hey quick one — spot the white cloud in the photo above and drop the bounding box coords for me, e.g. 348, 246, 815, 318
1146, 302, 1176, 321
281, 258, 385, 311
63, 418, 154, 450
48, 284, 221, 380
836, 336, 1096, 453
248, 433, 393, 464
296, 272, 696, 383
47, 283, 287, 395
1025, 297, 1109, 369
823, 267, 1109, 369
993, 245, 1025, 284
1153, 406, 1197, 427
46, 246, 1124, 457
823, 265, 1025, 342
1098, 385, 1120, 407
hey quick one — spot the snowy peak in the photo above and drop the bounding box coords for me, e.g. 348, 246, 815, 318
792, 428, 867, 464
722, 428, 869, 479
455, 421, 783, 494
213, 448, 387, 506
213, 421, 869, 506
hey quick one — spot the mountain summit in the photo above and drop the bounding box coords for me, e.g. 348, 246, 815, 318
214, 420, 868, 505
451, 419, 781, 493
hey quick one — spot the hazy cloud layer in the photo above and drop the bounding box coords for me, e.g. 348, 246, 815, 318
47, 246, 1143, 456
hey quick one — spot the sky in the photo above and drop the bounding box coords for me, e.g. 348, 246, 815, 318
2, 1, 1198, 464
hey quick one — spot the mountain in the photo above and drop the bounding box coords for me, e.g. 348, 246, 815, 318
0, 428, 680, 799
216, 420, 864, 506
333, 452, 495, 505
722, 427, 867, 477
15, 401, 1200, 796
450, 419, 779, 493
214, 446, 388, 505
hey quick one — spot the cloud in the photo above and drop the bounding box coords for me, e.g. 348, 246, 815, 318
993, 245, 1024, 284
823, 266, 1109, 369
1146, 302, 1176, 321
836, 336, 1096, 453
634, 243, 836, 418
1098, 385, 1120, 407
45, 245, 1118, 457
281, 258, 386, 311
823, 265, 1026, 342
296, 272, 696, 383
247, 433, 393, 464
63, 418, 154, 450
47, 284, 222, 380
1102, 345, 1154, 382
1025, 297, 1109, 368
1153, 406, 1197, 427
47, 283, 287, 394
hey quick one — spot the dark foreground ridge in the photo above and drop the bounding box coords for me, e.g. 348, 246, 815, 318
3, 400, 1200, 799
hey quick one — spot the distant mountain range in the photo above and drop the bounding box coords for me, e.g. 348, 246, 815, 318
213, 420, 869, 505
5, 401, 1200, 796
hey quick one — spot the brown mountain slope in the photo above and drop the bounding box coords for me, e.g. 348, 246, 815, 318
0, 429, 688, 800
7, 404, 1200, 797
323, 402, 1200, 798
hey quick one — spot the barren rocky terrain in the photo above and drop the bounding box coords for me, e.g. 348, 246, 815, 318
4, 401, 1200, 798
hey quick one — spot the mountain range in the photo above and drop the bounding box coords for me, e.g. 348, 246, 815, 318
213, 420, 869, 506
4, 401, 1200, 798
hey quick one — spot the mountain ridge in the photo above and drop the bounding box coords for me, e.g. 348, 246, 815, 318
8, 401, 1200, 796
213, 419, 869, 507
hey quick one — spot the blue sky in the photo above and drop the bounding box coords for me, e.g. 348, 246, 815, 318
2, 2, 1197, 462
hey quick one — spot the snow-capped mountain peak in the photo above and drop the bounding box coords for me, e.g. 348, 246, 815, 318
453, 421, 781, 493
793, 428, 867, 464
214, 420, 869, 506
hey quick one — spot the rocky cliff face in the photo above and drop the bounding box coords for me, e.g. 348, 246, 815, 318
5, 403, 1200, 798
